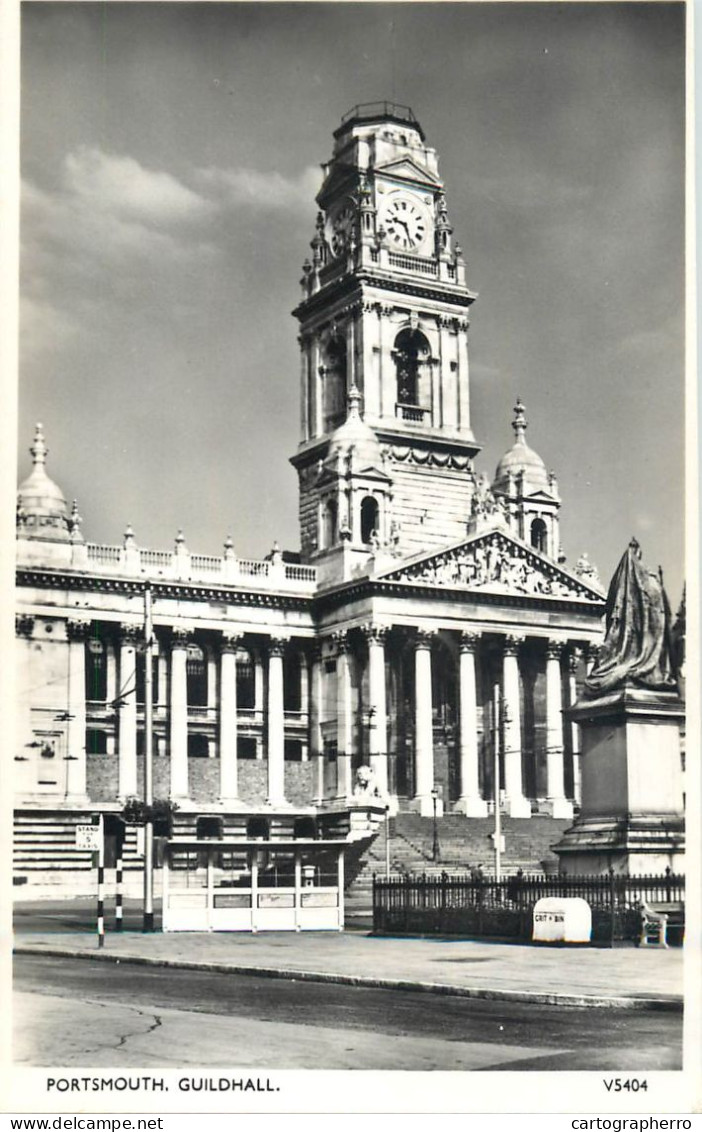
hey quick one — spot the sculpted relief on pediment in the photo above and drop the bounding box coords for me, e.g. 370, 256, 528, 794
385, 533, 602, 602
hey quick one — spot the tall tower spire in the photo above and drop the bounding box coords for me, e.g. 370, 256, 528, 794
291, 104, 481, 562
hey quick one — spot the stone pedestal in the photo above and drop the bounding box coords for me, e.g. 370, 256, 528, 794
554, 688, 685, 874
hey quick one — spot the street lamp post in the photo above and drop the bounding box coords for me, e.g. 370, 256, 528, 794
431, 786, 440, 862
143, 584, 154, 932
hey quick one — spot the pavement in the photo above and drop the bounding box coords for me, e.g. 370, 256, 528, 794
13, 901, 684, 1011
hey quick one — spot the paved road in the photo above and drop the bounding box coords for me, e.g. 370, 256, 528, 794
14, 954, 682, 1071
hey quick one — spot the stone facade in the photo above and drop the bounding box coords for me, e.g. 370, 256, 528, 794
14, 105, 610, 880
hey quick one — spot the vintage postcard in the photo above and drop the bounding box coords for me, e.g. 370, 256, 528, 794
2, 0, 698, 1121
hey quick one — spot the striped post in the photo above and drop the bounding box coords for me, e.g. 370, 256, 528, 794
115, 852, 123, 932
97, 813, 105, 949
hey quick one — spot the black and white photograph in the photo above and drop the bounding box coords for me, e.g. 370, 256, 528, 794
5, 0, 697, 1117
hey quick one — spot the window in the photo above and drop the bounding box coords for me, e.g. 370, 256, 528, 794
196, 815, 223, 839
530, 518, 548, 554
237, 736, 257, 760
293, 817, 316, 839
323, 334, 347, 431
284, 739, 303, 762
86, 729, 107, 755
360, 495, 380, 544
188, 733, 209, 758
236, 649, 255, 709
247, 817, 270, 839
322, 498, 337, 550
393, 328, 430, 406
86, 637, 107, 702
283, 653, 302, 712
186, 643, 207, 706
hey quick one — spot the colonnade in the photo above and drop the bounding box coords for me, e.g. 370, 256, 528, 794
61, 617, 590, 816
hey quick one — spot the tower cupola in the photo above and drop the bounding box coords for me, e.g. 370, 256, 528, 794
16, 424, 76, 543
492, 400, 562, 560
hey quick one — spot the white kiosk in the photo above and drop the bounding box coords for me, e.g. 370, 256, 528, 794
162, 837, 346, 932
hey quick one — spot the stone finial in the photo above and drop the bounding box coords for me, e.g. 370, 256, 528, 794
68, 500, 83, 543
512, 399, 528, 444
123, 524, 136, 548
346, 383, 362, 419
223, 534, 235, 560
174, 529, 187, 551
30, 422, 48, 467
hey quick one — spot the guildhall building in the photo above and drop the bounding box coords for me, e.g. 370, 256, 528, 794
14, 104, 607, 888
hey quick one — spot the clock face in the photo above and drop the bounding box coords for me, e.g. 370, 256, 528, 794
384, 196, 428, 251
331, 205, 355, 256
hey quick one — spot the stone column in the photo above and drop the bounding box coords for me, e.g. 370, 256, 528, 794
333, 631, 354, 801
412, 629, 438, 817
219, 632, 242, 804
309, 644, 324, 804
567, 647, 582, 806
502, 634, 530, 817
169, 627, 190, 800
117, 623, 140, 800
66, 619, 90, 802
362, 624, 389, 799
545, 640, 573, 819
267, 636, 288, 806
454, 631, 488, 816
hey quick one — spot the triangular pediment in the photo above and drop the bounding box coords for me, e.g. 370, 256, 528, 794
317, 462, 392, 489
375, 158, 440, 187
377, 529, 605, 602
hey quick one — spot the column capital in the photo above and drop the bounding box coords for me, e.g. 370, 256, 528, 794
459, 630, 481, 653
170, 626, 191, 649
15, 613, 34, 638
546, 638, 565, 661
415, 628, 437, 650
361, 622, 388, 646
567, 646, 583, 674
585, 642, 601, 669
268, 635, 290, 658
503, 633, 525, 657
331, 629, 353, 656
67, 618, 91, 641
117, 622, 142, 646
220, 631, 244, 654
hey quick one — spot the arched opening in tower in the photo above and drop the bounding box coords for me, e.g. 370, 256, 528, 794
530, 517, 548, 554
323, 334, 347, 431
360, 495, 379, 544
393, 328, 430, 407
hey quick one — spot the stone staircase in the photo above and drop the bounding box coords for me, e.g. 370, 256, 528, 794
343, 813, 573, 917
13, 810, 144, 890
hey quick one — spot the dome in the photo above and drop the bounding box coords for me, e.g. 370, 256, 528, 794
493, 400, 552, 495
17, 424, 72, 542
325, 386, 384, 470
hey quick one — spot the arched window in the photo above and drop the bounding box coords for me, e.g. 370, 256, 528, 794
360, 495, 380, 544
236, 648, 255, 709
186, 643, 207, 706
393, 328, 430, 407
86, 636, 107, 702
323, 334, 347, 431
530, 518, 548, 554
322, 497, 337, 549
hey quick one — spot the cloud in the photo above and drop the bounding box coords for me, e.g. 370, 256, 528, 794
64, 146, 212, 225
197, 164, 322, 212
20, 295, 78, 361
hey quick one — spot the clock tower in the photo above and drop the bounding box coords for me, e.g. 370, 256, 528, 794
291, 102, 481, 565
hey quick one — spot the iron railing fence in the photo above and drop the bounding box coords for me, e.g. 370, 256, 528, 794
372, 869, 685, 943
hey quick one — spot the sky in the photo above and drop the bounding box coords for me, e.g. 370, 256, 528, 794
17, 1, 687, 607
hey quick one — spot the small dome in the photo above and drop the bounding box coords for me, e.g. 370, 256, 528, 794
493, 399, 551, 495
325, 386, 383, 470
17, 424, 72, 541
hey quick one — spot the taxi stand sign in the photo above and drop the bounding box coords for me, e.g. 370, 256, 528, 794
75, 815, 105, 947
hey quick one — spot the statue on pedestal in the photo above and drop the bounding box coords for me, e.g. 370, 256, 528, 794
585, 538, 678, 698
